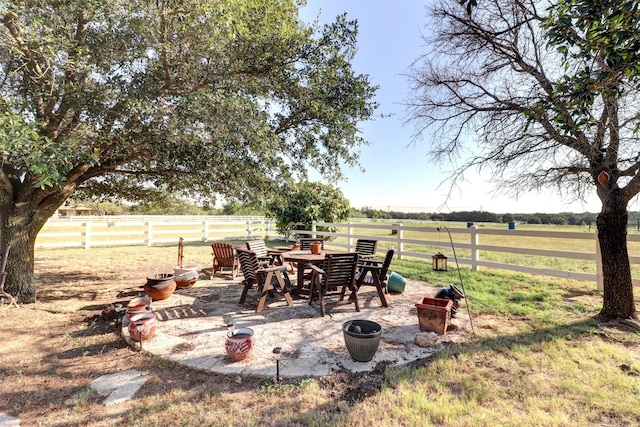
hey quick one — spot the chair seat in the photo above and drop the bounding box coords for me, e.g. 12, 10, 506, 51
211, 242, 240, 279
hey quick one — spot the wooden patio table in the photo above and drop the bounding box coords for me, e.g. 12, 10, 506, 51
281, 249, 347, 294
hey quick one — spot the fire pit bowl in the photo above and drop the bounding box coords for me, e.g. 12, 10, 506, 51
342, 320, 382, 362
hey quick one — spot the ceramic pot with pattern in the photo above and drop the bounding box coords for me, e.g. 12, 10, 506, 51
225, 327, 255, 361
127, 312, 157, 341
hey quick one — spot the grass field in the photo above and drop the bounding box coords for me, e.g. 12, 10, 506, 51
3, 241, 637, 426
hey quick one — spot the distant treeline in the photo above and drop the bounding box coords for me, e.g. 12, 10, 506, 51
352, 207, 640, 226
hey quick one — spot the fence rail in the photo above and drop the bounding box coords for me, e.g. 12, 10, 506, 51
298, 221, 640, 291
37, 217, 280, 248
38, 217, 640, 290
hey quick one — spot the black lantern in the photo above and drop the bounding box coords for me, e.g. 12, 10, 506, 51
432, 252, 448, 272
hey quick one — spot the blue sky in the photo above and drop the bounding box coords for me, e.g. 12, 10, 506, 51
299, 0, 607, 214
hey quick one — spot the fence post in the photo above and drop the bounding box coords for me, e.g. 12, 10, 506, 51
83, 222, 90, 249
246, 221, 251, 239
596, 231, 604, 291
396, 223, 403, 260
146, 222, 152, 246
265, 219, 271, 239
312, 223, 317, 239
347, 222, 354, 251
202, 220, 208, 242
470, 225, 479, 271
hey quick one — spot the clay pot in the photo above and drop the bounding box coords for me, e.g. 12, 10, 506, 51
173, 266, 199, 288
125, 305, 152, 321
310, 241, 322, 254
225, 327, 255, 361
144, 274, 176, 300
127, 312, 157, 341
146, 273, 174, 286
127, 296, 152, 311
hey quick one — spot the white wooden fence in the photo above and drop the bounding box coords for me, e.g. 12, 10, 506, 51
37, 217, 280, 248
37, 217, 640, 290
298, 221, 640, 291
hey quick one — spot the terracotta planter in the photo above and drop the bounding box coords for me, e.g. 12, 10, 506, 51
415, 297, 452, 335
146, 273, 174, 286
144, 274, 176, 300
125, 305, 152, 321
173, 266, 199, 288
127, 312, 157, 341
225, 327, 255, 361
309, 241, 322, 254
127, 296, 152, 311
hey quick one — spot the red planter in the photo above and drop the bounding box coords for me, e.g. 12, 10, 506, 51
225, 328, 255, 361
415, 297, 452, 335
127, 312, 157, 341
310, 242, 322, 254
144, 274, 176, 300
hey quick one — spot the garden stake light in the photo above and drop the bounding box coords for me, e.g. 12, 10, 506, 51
273, 347, 282, 383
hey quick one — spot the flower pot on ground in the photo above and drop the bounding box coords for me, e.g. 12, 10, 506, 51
225, 327, 255, 362
144, 273, 176, 300
127, 312, 157, 341
127, 296, 152, 311
415, 297, 452, 335
173, 266, 198, 288
342, 319, 382, 362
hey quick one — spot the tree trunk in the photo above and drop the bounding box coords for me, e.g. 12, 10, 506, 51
1, 218, 36, 304
0, 197, 57, 304
596, 204, 637, 320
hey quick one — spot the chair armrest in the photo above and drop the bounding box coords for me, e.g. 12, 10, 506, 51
261, 265, 286, 273
308, 264, 325, 275
358, 259, 382, 267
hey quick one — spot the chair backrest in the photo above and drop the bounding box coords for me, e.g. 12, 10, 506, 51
355, 239, 378, 257
212, 242, 235, 266
298, 238, 324, 251
379, 249, 395, 282
320, 253, 359, 290
236, 248, 261, 286
246, 240, 268, 258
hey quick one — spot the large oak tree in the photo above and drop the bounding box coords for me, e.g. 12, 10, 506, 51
0, 0, 377, 303
408, 0, 639, 319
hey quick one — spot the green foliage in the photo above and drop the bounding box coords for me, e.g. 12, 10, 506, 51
0, 0, 377, 205
266, 181, 351, 237
0, 0, 377, 302
543, 0, 640, 127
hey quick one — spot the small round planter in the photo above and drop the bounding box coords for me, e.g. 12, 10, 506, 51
127, 312, 157, 341
225, 327, 255, 362
309, 241, 322, 254
342, 320, 382, 362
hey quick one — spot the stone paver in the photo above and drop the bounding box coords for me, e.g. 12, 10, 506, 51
121, 274, 470, 379
90, 369, 150, 406
0, 413, 20, 427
